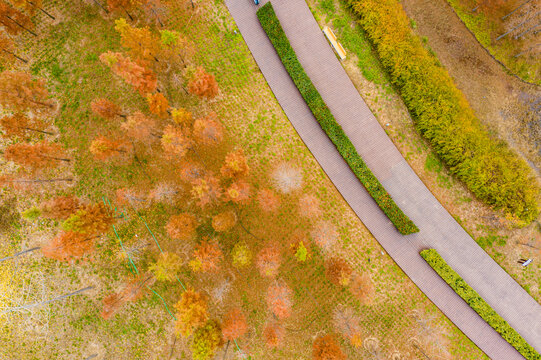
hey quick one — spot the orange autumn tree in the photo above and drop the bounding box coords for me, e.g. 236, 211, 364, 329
190, 175, 223, 208
91, 98, 124, 120
222, 308, 248, 341
161, 124, 192, 158
350, 273, 375, 305
174, 288, 209, 337
256, 244, 281, 278
101, 275, 151, 319
0, 2, 35, 36
190, 240, 223, 273
220, 148, 249, 178
0, 71, 54, 114
263, 322, 284, 348
146, 92, 168, 118
0, 113, 51, 138
62, 203, 114, 235
115, 18, 161, 63
99, 51, 157, 95
0, 31, 26, 63
326, 257, 353, 287
40, 195, 81, 220
266, 280, 293, 320
166, 213, 197, 241
211, 210, 237, 232
188, 66, 218, 99
312, 334, 347, 360
257, 188, 280, 213
193, 112, 224, 146
121, 111, 157, 143
89, 136, 130, 161
107, 0, 143, 20
41, 231, 97, 262
172, 107, 193, 126
4, 141, 70, 170
225, 179, 251, 205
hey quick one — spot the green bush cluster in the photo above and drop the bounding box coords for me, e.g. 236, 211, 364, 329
420, 249, 541, 360
344, 0, 539, 223
257, 3, 418, 235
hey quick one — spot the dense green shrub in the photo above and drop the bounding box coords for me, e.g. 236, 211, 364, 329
421, 249, 541, 360
257, 3, 418, 235
344, 0, 538, 223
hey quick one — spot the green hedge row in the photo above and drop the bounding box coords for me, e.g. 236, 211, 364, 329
256, 2, 418, 235
344, 0, 539, 223
420, 249, 541, 359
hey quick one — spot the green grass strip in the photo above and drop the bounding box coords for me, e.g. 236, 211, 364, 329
420, 249, 541, 359
256, 2, 418, 235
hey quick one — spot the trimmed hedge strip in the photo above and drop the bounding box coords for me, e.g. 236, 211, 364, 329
421, 249, 541, 360
256, 2, 418, 235
344, 0, 539, 223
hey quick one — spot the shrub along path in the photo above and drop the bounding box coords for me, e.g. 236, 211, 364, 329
224, 0, 541, 358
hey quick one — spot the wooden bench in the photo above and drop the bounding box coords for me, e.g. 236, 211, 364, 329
322, 26, 346, 60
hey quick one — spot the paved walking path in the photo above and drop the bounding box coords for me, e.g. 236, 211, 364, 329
224, 0, 541, 358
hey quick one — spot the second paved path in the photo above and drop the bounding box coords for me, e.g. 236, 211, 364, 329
225, 0, 541, 358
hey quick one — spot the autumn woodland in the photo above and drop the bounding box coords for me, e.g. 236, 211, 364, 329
0, 0, 538, 359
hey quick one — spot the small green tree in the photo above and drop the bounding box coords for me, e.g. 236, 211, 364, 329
190, 320, 224, 360
148, 252, 182, 281
22, 206, 41, 220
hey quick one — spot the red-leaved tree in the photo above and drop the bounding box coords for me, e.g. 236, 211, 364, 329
222, 307, 248, 341
188, 66, 218, 99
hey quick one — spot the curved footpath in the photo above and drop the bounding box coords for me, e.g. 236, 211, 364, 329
224, 0, 541, 358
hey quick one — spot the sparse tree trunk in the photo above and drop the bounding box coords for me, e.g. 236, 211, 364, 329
502, 0, 533, 20
38, 154, 70, 162
2, 286, 94, 314
26, 0, 55, 20
515, 22, 541, 39
513, 43, 541, 57
92, 0, 109, 13
2, 15, 37, 36
0, 246, 40, 262
497, 11, 541, 40
222, 340, 230, 360
4, 178, 73, 183
21, 126, 54, 135
2, 49, 27, 63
